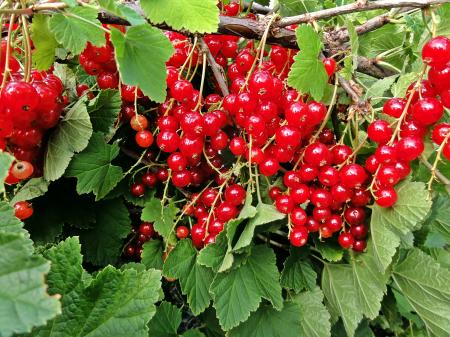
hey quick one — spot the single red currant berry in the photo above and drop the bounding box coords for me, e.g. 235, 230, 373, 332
11, 161, 34, 180
216, 202, 238, 222
376, 165, 400, 187
319, 128, 335, 145
289, 226, 309, 247
130, 115, 148, 132
131, 183, 146, 197
172, 170, 191, 188
191, 224, 206, 248
170, 80, 194, 102
14, 201, 33, 220
97, 72, 119, 89
269, 186, 282, 200
375, 187, 398, 207
259, 158, 280, 176
211, 131, 229, 151
142, 171, 157, 188
368, 120, 393, 144
125, 245, 135, 257
350, 224, 368, 240
318, 166, 340, 186
339, 164, 368, 188
135, 130, 154, 148
331, 144, 353, 165
338, 232, 355, 249
291, 208, 307, 227
432, 123, 450, 145
275, 195, 294, 214
351, 189, 371, 207
396, 136, 424, 162
331, 184, 353, 203
383, 98, 406, 118
352, 240, 367, 252
307, 101, 327, 126
320, 225, 333, 238
443, 142, 450, 161
275, 125, 301, 149
312, 207, 332, 223
310, 188, 332, 208
229, 137, 246, 156
208, 219, 225, 235
285, 102, 308, 128
305, 217, 320, 232
344, 207, 366, 226
422, 35, 450, 67
365, 155, 380, 174
225, 184, 246, 206
412, 98, 444, 126
139, 222, 154, 237
176, 225, 189, 239
323, 58, 337, 76
375, 144, 397, 164
304, 142, 332, 167
298, 164, 318, 182
326, 214, 343, 232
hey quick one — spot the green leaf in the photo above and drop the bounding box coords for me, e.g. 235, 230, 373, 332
141, 198, 179, 244
65, 133, 123, 200
140, 0, 219, 33
392, 248, 450, 337
44, 98, 93, 181
148, 301, 181, 337
88, 89, 122, 137
422, 195, 450, 245
369, 181, 432, 271
228, 302, 302, 337
210, 245, 283, 330
98, 0, 146, 26
79, 198, 131, 266
11, 178, 49, 204
288, 24, 328, 100
141, 240, 164, 270
182, 330, 205, 337
322, 248, 389, 337
53, 63, 77, 97
0, 150, 14, 193
41, 237, 84, 295
198, 229, 229, 272
31, 15, 58, 70
0, 201, 29, 236
33, 265, 161, 337
233, 203, 285, 251
163, 239, 214, 315
391, 72, 419, 97
48, 7, 105, 55
296, 287, 331, 337
111, 25, 174, 103
0, 232, 61, 337
315, 240, 344, 262
346, 19, 359, 72
278, 0, 319, 16
364, 75, 398, 105
281, 247, 317, 293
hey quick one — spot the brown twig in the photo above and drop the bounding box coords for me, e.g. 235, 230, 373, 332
420, 154, 450, 186
199, 38, 229, 96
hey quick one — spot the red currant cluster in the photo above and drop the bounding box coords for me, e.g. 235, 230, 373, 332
124, 221, 155, 258
366, 35, 450, 207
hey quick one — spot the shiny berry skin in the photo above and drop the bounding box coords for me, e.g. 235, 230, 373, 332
432, 123, 450, 145
285, 102, 308, 128
304, 142, 332, 167
368, 120, 392, 144
139, 222, 154, 237
298, 164, 318, 182
326, 214, 343, 232
319, 128, 335, 145
331, 144, 353, 165
156, 168, 169, 182
11, 161, 34, 180
179, 135, 204, 157
142, 172, 158, 188
275, 195, 294, 214
377, 165, 400, 187
269, 186, 282, 200
282, 170, 301, 189
156, 131, 180, 153
400, 120, 427, 138
422, 36, 450, 67
208, 219, 225, 235
412, 98, 444, 126
443, 142, 450, 161
211, 131, 229, 151
339, 164, 367, 189
396, 136, 424, 162
170, 80, 194, 102
350, 224, 368, 240
291, 208, 307, 227
167, 152, 187, 171
365, 155, 380, 174
229, 137, 246, 156
394, 161, 411, 179
312, 207, 331, 223
235, 51, 255, 73
320, 225, 333, 238
176, 226, 189, 239
310, 189, 332, 208
338, 232, 354, 249
180, 111, 204, 136
351, 189, 371, 207
259, 158, 280, 176
158, 116, 179, 132
97, 72, 119, 89
245, 147, 264, 165
331, 184, 353, 203
428, 63, 450, 92
14, 201, 33, 220
2, 81, 40, 114
130, 115, 148, 131
248, 70, 274, 100
289, 226, 309, 247
344, 207, 366, 226
216, 202, 238, 222
305, 217, 320, 232
375, 145, 397, 164
307, 101, 327, 125
125, 245, 135, 257
275, 126, 301, 149
225, 184, 246, 206
121, 85, 143, 103
191, 224, 206, 248
318, 166, 340, 186
383, 98, 406, 118
172, 170, 191, 188
352, 240, 367, 252
375, 187, 398, 207
135, 130, 154, 148
323, 58, 337, 76
131, 183, 145, 197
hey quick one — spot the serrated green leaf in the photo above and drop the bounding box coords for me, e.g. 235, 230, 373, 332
281, 247, 317, 293
41, 237, 83, 295
79, 198, 131, 266
391, 72, 419, 97
32, 265, 161, 337
392, 248, 450, 337
233, 203, 285, 251
141, 240, 164, 270
111, 25, 174, 103
88, 89, 122, 138
288, 25, 328, 100
422, 195, 450, 245
11, 178, 49, 204
140, 0, 219, 33
31, 15, 58, 70
98, 0, 146, 26
315, 240, 344, 262
296, 287, 331, 337
148, 301, 181, 337
49, 7, 105, 55
163, 239, 214, 315
364, 75, 398, 105
228, 302, 302, 337
53, 63, 77, 97
210, 245, 283, 330
0, 232, 61, 337
198, 229, 229, 272
65, 133, 123, 200
141, 198, 179, 244
0, 201, 29, 236
0, 150, 14, 193
44, 99, 93, 181
369, 181, 432, 272
322, 247, 389, 337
